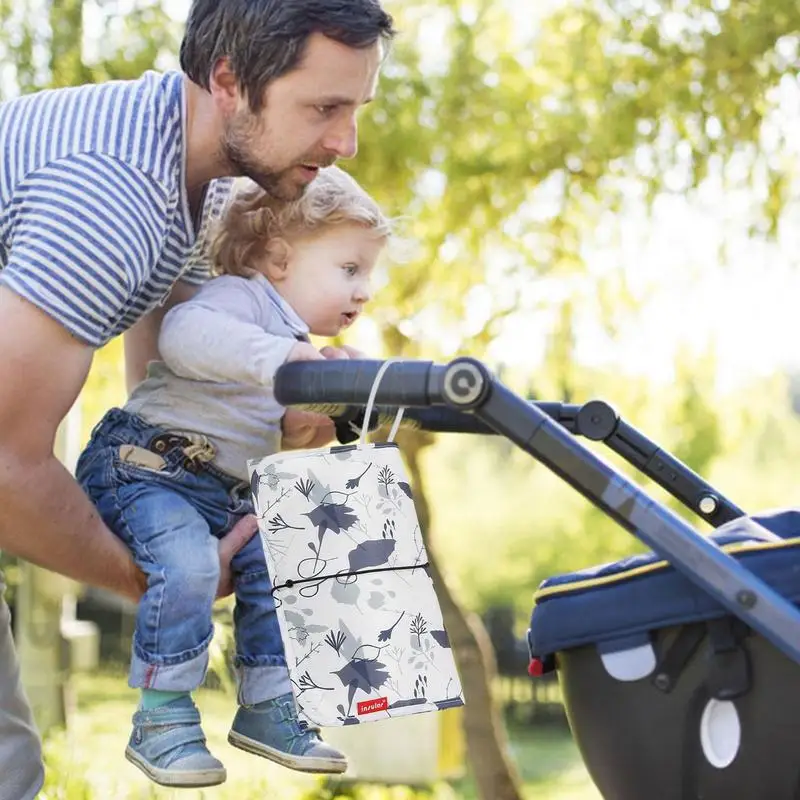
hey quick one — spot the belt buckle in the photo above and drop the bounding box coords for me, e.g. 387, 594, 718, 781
148, 433, 189, 455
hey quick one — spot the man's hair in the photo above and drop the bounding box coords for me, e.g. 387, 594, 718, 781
180, 0, 396, 112
213, 167, 392, 277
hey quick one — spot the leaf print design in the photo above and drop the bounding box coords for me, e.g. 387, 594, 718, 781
347, 538, 396, 571
305, 469, 336, 504
346, 463, 372, 490
410, 613, 428, 648
265, 470, 280, 491
295, 478, 315, 500
267, 513, 304, 534
325, 630, 347, 655
430, 629, 451, 648
305, 503, 358, 540
291, 627, 309, 645
333, 657, 391, 717
339, 620, 363, 654
397, 481, 414, 500
331, 578, 361, 606
378, 465, 395, 491
378, 611, 405, 642
283, 610, 327, 646
295, 670, 334, 695
256, 463, 296, 492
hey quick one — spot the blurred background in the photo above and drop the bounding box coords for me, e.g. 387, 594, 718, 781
4, 0, 800, 797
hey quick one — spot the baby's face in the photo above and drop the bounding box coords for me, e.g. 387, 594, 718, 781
278, 223, 384, 337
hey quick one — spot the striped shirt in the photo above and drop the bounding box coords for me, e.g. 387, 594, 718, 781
0, 70, 233, 347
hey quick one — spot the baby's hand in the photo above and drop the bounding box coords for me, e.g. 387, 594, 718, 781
320, 345, 367, 360
281, 343, 334, 448
286, 342, 325, 362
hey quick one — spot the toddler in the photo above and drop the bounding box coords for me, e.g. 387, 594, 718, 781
76, 166, 390, 787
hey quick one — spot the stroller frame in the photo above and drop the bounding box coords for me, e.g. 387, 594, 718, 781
273, 356, 800, 668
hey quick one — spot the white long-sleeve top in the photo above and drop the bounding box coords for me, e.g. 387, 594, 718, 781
125, 273, 308, 480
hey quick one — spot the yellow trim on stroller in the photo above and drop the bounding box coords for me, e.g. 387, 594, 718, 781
533, 536, 800, 603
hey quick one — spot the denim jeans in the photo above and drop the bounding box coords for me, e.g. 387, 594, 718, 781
76, 408, 291, 705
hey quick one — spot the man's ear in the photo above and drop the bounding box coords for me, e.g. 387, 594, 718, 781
209, 57, 242, 114
263, 238, 292, 282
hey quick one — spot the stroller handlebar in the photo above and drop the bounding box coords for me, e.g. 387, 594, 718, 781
275, 359, 439, 409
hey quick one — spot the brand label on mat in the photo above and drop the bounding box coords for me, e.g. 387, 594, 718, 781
357, 697, 388, 715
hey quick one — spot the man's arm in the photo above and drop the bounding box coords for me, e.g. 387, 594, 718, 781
123, 280, 200, 392
0, 288, 145, 600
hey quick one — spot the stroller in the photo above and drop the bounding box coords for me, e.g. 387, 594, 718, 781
273, 356, 800, 800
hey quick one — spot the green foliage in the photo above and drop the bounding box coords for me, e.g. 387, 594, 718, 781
0, 1, 178, 98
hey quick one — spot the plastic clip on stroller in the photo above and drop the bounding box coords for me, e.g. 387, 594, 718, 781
248, 360, 464, 728
274, 356, 800, 800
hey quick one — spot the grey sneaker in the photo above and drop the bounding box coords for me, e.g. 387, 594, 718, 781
125, 696, 226, 788
228, 693, 347, 774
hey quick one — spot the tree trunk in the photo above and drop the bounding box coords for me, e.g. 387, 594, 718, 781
402, 433, 524, 800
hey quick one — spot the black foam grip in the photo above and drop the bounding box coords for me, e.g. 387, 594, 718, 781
274, 360, 438, 408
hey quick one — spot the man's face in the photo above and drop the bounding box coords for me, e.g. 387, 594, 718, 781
221, 34, 382, 201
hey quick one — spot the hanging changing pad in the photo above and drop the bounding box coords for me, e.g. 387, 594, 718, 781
249, 441, 465, 727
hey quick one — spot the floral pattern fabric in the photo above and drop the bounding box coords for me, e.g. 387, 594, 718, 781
248, 442, 465, 727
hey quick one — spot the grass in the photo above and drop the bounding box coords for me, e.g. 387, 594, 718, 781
39, 672, 600, 799
453, 722, 601, 800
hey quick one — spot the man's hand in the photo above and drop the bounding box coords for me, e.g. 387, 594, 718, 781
216, 515, 259, 598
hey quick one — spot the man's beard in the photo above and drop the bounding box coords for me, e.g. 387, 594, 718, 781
221, 114, 328, 201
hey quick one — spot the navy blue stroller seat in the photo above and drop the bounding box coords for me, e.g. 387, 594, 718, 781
529, 509, 800, 800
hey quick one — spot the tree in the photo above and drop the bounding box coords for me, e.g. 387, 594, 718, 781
348, 1, 800, 795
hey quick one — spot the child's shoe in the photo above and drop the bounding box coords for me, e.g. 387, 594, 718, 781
126, 696, 226, 787
228, 692, 347, 774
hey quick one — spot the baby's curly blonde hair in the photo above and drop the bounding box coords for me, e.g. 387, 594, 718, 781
213, 167, 391, 277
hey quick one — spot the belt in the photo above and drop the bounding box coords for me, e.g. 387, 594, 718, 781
146, 432, 212, 474
144, 431, 249, 495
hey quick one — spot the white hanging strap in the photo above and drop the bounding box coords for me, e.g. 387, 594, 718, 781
359, 358, 406, 448
387, 406, 406, 442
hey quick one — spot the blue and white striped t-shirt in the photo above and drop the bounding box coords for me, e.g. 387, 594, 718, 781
0, 70, 233, 347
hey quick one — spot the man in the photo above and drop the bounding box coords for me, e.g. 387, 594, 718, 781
0, 1, 395, 796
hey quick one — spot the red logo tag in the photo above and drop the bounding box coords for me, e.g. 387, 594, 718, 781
357, 697, 388, 715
